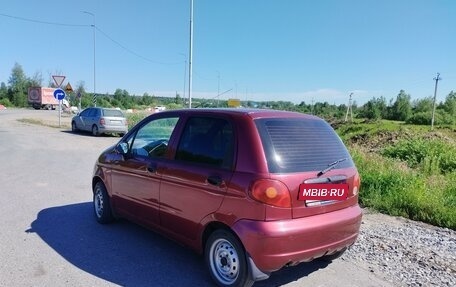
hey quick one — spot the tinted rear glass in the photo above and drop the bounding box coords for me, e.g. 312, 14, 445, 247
102, 109, 124, 117
255, 118, 354, 173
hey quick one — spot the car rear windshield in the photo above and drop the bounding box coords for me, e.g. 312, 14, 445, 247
102, 109, 124, 117
255, 118, 354, 173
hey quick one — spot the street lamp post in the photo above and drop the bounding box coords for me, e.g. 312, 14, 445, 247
179, 53, 187, 102
188, 0, 193, 108
82, 11, 96, 107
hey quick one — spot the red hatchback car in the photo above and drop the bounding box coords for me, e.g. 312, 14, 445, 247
92, 108, 362, 286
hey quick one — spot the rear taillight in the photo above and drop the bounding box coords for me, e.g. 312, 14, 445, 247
99, 118, 106, 126
353, 173, 361, 196
250, 179, 291, 208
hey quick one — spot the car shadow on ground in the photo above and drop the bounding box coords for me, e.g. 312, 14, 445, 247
27, 203, 331, 286
61, 130, 123, 138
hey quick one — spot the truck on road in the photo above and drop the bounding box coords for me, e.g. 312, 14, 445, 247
28, 87, 69, 110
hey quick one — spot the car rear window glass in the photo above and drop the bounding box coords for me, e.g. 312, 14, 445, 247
102, 109, 124, 117
255, 118, 353, 173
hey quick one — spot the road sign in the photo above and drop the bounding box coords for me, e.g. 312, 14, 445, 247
52, 75, 66, 87
65, 82, 73, 93
93, 94, 97, 106
53, 88, 66, 100
77, 92, 81, 99
228, 98, 241, 107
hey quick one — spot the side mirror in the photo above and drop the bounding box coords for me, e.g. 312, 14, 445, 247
116, 142, 129, 155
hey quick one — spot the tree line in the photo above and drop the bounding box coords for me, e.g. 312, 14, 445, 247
1, 63, 455, 125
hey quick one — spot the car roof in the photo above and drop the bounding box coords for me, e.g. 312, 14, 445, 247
159, 108, 320, 120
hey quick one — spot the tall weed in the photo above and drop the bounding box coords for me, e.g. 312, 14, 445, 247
382, 138, 456, 174
351, 147, 455, 229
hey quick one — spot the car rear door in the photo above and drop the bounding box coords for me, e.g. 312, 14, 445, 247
254, 117, 360, 218
159, 116, 235, 243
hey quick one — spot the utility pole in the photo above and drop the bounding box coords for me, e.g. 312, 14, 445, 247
311, 98, 314, 115
188, 0, 193, 108
217, 71, 220, 107
431, 73, 442, 130
82, 11, 96, 107
345, 93, 354, 122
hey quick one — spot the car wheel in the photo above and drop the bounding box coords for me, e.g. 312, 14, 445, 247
205, 229, 253, 287
92, 125, 99, 136
71, 121, 78, 132
93, 182, 114, 224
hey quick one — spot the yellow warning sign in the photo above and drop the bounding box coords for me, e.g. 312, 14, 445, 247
65, 82, 73, 93
228, 99, 241, 107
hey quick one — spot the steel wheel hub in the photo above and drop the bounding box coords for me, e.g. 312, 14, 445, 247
94, 191, 104, 218
210, 238, 239, 284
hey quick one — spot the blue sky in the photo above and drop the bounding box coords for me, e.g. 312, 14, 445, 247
1, 0, 455, 105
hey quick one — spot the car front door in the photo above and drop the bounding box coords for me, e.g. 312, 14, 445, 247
109, 116, 180, 227
159, 116, 235, 244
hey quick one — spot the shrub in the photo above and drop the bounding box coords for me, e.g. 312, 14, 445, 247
0, 98, 13, 107
126, 112, 149, 129
381, 138, 456, 174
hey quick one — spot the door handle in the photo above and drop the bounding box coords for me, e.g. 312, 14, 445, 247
207, 175, 223, 187
147, 163, 157, 173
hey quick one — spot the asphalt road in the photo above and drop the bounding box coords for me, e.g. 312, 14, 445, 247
0, 109, 392, 287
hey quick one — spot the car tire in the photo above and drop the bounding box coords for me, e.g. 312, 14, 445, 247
205, 229, 253, 287
71, 121, 78, 132
93, 182, 114, 224
92, 125, 99, 136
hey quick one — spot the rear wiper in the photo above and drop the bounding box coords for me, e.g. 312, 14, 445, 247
317, 158, 347, 177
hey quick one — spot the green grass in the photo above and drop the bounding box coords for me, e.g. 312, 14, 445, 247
382, 138, 456, 174
336, 120, 456, 229
18, 118, 70, 129
351, 148, 455, 229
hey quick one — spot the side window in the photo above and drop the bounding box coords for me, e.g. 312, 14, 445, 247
80, 108, 91, 117
129, 117, 179, 158
175, 117, 234, 169
88, 108, 97, 117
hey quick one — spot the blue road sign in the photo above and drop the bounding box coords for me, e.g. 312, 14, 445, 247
53, 88, 66, 100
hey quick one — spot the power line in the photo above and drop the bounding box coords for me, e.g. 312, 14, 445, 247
0, 12, 182, 66
0, 12, 87, 27
95, 27, 182, 66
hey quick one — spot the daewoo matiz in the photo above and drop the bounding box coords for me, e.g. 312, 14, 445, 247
92, 108, 362, 287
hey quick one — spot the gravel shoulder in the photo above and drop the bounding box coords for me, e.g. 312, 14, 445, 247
344, 209, 456, 287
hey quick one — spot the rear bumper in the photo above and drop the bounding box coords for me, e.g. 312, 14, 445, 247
99, 125, 128, 134
232, 204, 362, 273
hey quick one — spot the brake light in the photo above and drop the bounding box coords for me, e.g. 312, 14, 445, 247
353, 173, 361, 196
99, 118, 106, 126
250, 179, 291, 208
